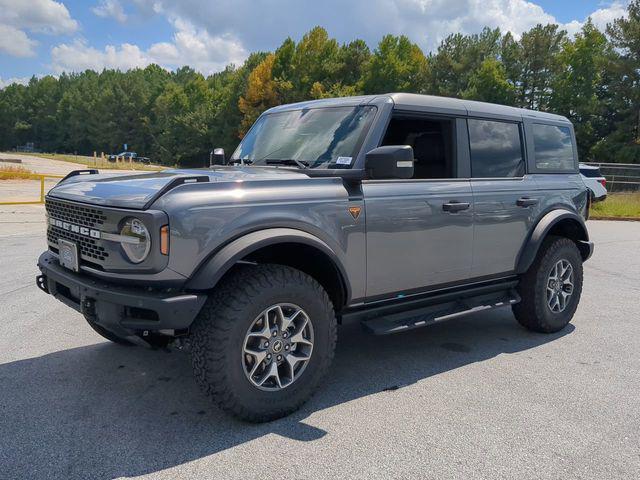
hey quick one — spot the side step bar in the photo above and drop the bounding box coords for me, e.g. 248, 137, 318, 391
357, 284, 520, 336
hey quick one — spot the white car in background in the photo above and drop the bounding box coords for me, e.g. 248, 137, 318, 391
580, 164, 607, 202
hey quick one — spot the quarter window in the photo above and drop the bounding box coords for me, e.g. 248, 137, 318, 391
468, 119, 524, 178
533, 124, 575, 171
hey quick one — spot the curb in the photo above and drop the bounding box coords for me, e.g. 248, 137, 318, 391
590, 216, 640, 222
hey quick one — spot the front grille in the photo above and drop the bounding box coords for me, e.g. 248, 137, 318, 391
45, 198, 111, 264
45, 198, 106, 228
47, 226, 109, 261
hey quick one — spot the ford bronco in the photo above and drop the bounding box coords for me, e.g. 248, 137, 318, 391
37, 93, 593, 421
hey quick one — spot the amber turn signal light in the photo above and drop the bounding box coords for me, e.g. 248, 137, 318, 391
160, 225, 169, 255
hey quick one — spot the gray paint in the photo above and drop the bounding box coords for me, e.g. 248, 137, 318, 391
43, 92, 590, 312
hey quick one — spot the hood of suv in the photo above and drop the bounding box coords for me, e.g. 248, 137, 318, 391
47, 167, 310, 209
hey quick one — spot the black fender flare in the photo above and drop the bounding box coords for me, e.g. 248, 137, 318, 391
516, 209, 592, 274
185, 228, 351, 300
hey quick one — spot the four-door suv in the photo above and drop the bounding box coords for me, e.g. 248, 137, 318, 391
36, 93, 593, 422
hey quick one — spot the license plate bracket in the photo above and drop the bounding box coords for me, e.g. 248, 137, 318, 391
58, 239, 79, 272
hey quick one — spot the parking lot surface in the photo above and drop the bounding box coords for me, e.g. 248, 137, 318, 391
0, 207, 638, 479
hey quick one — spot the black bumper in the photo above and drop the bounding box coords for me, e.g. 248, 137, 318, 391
37, 251, 207, 335
578, 240, 595, 261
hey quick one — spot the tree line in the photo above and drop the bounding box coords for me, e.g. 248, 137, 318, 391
1, 1, 640, 166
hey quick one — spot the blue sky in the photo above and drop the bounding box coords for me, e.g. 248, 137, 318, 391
0, 1, 631, 87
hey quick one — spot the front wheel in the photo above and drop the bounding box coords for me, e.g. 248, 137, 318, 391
513, 236, 584, 333
190, 264, 337, 422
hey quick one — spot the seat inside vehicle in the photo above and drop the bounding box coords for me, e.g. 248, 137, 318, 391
381, 116, 454, 179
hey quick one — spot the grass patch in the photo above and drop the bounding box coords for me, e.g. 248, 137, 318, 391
0, 165, 41, 180
13, 152, 164, 171
591, 192, 640, 219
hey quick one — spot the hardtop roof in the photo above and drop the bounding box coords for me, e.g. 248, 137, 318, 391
265, 92, 570, 124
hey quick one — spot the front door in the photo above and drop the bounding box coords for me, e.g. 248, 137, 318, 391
363, 179, 474, 299
362, 113, 473, 300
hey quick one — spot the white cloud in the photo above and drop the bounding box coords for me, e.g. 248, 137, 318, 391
92, 0, 127, 24
0, 76, 31, 89
40, 0, 633, 76
0, 0, 77, 35
589, 1, 630, 31
50, 19, 247, 74
0, 0, 78, 58
0, 24, 38, 57
51, 40, 150, 72
130, 0, 630, 53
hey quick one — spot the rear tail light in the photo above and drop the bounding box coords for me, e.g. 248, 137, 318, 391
599, 179, 606, 187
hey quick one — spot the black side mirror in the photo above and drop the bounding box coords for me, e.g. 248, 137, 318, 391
210, 148, 226, 166
365, 145, 414, 179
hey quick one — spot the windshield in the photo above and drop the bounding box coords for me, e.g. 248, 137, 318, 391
231, 106, 376, 169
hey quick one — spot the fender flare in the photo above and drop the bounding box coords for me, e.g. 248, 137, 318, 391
185, 228, 351, 300
516, 209, 592, 274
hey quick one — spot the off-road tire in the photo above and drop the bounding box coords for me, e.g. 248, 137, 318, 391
84, 315, 133, 345
513, 235, 583, 333
190, 264, 337, 422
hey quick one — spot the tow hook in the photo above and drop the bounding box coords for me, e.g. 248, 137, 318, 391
36, 275, 49, 294
82, 298, 96, 318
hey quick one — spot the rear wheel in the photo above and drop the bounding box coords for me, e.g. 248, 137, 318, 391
191, 264, 337, 422
513, 236, 583, 333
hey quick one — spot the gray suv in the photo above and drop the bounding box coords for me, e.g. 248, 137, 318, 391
36, 93, 594, 421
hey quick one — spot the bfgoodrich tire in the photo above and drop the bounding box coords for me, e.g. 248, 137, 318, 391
513, 236, 583, 333
190, 264, 337, 422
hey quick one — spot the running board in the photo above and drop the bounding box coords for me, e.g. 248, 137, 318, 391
361, 288, 520, 335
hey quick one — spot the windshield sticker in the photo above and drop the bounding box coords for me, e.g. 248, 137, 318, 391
336, 156, 352, 165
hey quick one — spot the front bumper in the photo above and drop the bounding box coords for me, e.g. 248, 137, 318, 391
37, 251, 207, 337
578, 240, 595, 261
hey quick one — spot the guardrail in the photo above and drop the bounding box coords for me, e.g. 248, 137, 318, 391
583, 162, 640, 192
0, 174, 64, 205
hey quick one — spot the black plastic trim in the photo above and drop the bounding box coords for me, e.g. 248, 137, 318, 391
59, 169, 99, 184
142, 175, 210, 210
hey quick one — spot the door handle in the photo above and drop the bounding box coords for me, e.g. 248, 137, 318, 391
442, 201, 470, 213
516, 197, 539, 207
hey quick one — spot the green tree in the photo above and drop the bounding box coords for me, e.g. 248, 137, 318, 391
517, 24, 567, 109
550, 20, 610, 160
462, 57, 515, 105
361, 35, 428, 93
428, 28, 501, 98
593, 0, 640, 162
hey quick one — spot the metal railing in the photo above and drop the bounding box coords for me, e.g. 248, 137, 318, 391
582, 162, 640, 192
0, 174, 64, 205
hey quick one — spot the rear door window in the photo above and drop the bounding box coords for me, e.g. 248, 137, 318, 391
533, 124, 575, 171
468, 119, 524, 178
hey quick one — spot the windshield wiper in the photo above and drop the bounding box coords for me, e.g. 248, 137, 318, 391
264, 159, 309, 169
230, 158, 253, 165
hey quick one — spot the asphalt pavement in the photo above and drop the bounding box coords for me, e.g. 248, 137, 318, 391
0, 206, 638, 479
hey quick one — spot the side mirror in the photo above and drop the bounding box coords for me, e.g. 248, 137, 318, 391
210, 148, 226, 166
365, 145, 414, 179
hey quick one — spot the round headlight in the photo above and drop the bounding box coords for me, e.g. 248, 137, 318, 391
120, 217, 151, 263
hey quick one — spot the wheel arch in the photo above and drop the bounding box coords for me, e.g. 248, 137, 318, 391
185, 228, 351, 309
516, 209, 593, 274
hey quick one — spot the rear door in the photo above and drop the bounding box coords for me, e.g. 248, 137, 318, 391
363, 115, 474, 300
467, 118, 542, 277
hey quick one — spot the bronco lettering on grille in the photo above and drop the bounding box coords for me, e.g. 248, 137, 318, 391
49, 218, 101, 239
